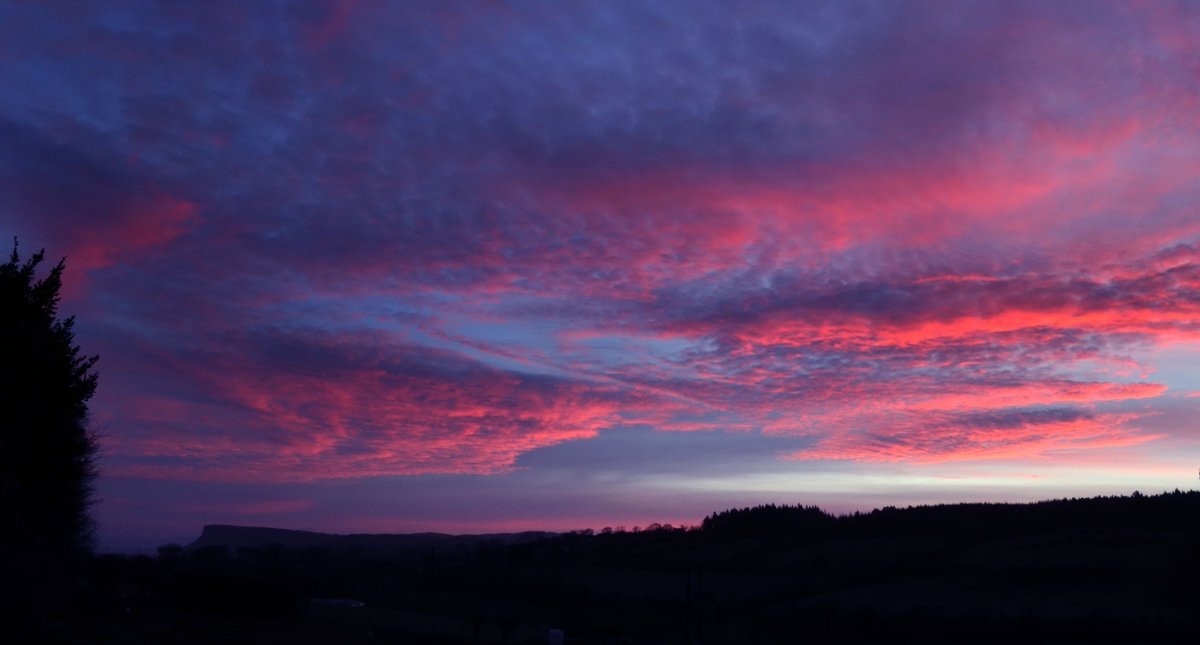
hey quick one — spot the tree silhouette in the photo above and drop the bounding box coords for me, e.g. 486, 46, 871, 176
0, 239, 99, 555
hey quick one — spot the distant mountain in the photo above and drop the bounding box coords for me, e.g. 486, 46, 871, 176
188, 524, 556, 553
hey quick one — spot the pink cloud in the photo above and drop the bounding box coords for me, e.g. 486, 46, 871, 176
102, 331, 629, 482
63, 194, 196, 274
788, 411, 1160, 464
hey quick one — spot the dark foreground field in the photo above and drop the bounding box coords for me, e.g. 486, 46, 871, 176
15, 491, 1200, 643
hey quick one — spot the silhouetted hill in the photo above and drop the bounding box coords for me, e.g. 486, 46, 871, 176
47, 491, 1200, 643
189, 524, 556, 554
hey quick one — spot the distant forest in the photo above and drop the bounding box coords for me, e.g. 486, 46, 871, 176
701, 489, 1200, 538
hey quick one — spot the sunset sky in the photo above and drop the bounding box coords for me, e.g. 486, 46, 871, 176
3, 1, 1200, 550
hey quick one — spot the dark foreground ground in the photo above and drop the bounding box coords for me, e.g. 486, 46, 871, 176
14, 491, 1200, 643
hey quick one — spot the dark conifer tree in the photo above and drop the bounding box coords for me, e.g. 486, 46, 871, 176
0, 239, 99, 555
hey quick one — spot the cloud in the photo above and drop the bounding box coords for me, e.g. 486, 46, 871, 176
788, 408, 1159, 463
4, 0, 1200, 492
0, 119, 196, 282
98, 328, 631, 481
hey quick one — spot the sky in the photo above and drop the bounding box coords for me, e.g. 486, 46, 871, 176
2, 0, 1199, 551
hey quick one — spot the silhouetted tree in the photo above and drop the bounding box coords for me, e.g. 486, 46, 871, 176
0, 239, 99, 555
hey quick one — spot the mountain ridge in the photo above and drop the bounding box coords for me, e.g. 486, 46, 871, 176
188, 523, 557, 552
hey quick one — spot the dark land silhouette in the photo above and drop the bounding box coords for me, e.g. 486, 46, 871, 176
36, 490, 1200, 643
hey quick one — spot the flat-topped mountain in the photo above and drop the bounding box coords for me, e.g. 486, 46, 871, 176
188, 524, 555, 553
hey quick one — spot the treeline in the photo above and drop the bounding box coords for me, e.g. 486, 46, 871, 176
701, 503, 833, 535
700, 489, 1200, 541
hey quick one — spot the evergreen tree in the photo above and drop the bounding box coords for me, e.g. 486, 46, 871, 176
0, 239, 99, 555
